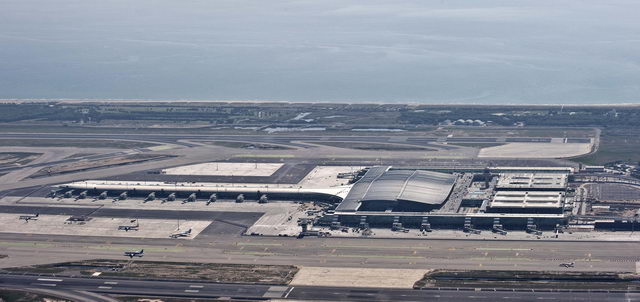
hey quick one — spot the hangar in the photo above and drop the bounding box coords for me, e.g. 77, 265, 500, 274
335, 167, 457, 212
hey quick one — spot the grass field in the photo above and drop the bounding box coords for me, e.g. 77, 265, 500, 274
573, 127, 640, 165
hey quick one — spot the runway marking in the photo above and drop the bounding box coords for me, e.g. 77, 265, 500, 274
184, 289, 199, 293
32, 283, 57, 287
98, 286, 112, 289
475, 248, 531, 251
0, 241, 53, 248
104, 281, 118, 285
470, 257, 533, 261
189, 285, 204, 288
324, 245, 431, 250
37, 278, 62, 282
237, 242, 282, 246
319, 254, 423, 259
86, 245, 183, 253
235, 154, 295, 158
284, 287, 294, 298
226, 251, 275, 256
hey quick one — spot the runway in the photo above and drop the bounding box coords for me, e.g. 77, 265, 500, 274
1, 273, 637, 301
0, 229, 638, 273
0, 132, 587, 148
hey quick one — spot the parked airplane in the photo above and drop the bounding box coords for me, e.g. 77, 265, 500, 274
183, 193, 197, 204
19, 213, 39, 222
169, 228, 192, 238
64, 190, 74, 198
123, 249, 144, 258
114, 191, 127, 202
95, 191, 108, 200
118, 220, 139, 231
47, 190, 58, 198
75, 191, 87, 200
163, 193, 176, 203
560, 262, 575, 268
207, 193, 216, 205
144, 192, 155, 202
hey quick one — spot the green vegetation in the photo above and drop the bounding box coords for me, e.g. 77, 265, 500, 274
0, 103, 78, 122
400, 106, 640, 127
3, 102, 639, 129
573, 128, 640, 165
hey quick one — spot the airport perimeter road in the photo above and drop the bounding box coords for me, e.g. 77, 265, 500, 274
1, 273, 637, 301
0, 232, 638, 273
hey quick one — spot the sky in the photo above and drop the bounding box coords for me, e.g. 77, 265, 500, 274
1, 0, 639, 104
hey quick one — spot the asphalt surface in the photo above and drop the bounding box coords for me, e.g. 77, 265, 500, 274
0, 204, 262, 227
0, 133, 585, 147
1, 273, 637, 301
1, 228, 638, 273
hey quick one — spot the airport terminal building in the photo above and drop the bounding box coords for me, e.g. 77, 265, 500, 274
58, 164, 571, 232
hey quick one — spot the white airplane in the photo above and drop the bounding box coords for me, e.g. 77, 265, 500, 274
124, 249, 144, 258
19, 213, 39, 222
559, 262, 575, 268
118, 220, 139, 232
169, 228, 192, 238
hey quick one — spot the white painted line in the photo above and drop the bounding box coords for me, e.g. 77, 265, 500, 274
189, 285, 204, 288
37, 278, 63, 282
98, 286, 112, 289
184, 289, 200, 293
33, 283, 57, 287
104, 281, 118, 285
284, 286, 295, 298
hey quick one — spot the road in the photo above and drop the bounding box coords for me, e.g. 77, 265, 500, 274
1, 273, 637, 301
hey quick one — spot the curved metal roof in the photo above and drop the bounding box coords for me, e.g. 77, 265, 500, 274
336, 167, 457, 211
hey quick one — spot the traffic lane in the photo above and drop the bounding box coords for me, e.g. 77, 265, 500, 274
0, 274, 272, 299
287, 286, 637, 302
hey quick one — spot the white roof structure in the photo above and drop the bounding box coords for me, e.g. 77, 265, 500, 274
490, 191, 564, 209
496, 173, 568, 190
57, 180, 351, 199
336, 167, 457, 212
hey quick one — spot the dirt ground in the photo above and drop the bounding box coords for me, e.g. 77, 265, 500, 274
4, 260, 298, 285
290, 267, 427, 289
